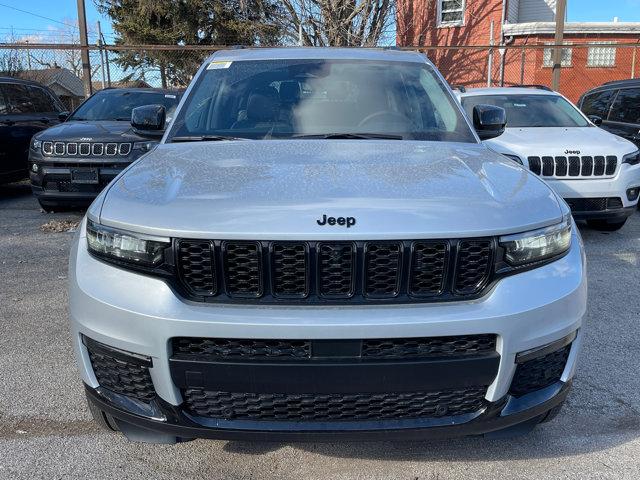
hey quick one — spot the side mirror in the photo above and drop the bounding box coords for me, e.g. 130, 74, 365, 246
473, 104, 506, 140
58, 111, 69, 121
131, 104, 166, 137
588, 115, 603, 126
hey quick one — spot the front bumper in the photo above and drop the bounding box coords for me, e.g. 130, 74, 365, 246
29, 155, 131, 206
544, 163, 640, 220
69, 220, 587, 441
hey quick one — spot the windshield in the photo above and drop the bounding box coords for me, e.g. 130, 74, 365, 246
167, 59, 476, 142
69, 90, 180, 122
461, 94, 589, 128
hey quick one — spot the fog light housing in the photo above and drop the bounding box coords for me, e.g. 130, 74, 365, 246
627, 187, 639, 202
31, 163, 38, 173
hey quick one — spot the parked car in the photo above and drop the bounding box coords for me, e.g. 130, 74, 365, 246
578, 79, 640, 147
0, 77, 66, 184
458, 87, 640, 231
29, 88, 182, 210
71, 48, 586, 444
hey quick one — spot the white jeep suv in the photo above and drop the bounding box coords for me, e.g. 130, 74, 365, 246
458, 87, 640, 231
70, 49, 586, 443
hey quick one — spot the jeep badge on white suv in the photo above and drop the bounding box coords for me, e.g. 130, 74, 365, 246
458, 87, 640, 231
70, 48, 586, 443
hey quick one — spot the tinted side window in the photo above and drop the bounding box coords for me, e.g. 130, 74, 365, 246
27, 86, 60, 113
0, 88, 8, 115
581, 89, 615, 118
2, 83, 36, 114
609, 88, 640, 125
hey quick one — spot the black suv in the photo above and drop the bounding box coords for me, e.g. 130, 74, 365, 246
30, 88, 181, 210
579, 79, 640, 147
0, 77, 66, 184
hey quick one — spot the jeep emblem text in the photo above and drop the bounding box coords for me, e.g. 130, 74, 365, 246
564, 149, 580, 155
316, 214, 356, 228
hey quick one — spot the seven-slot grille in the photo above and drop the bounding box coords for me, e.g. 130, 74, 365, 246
175, 239, 494, 303
42, 141, 132, 157
527, 155, 617, 177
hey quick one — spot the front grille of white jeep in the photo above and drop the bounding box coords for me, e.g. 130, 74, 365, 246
174, 239, 495, 304
527, 155, 617, 178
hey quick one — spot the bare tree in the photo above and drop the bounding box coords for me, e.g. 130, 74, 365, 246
281, 0, 395, 47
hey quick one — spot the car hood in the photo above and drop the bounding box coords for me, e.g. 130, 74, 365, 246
96, 140, 563, 239
486, 126, 637, 158
36, 120, 148, 142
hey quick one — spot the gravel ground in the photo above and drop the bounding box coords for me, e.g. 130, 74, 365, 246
1, 181, 639, 480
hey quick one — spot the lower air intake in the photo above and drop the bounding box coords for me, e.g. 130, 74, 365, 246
183, 387, 487, 421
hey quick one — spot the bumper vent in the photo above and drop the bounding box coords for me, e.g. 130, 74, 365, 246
564, 197, 624, 212
173, 338, 312, 360
528, 155, 617, 177
84, 337, 155, 402
509, 345, 571, 397
172, 335, 496, 361
175, 239, 495, 304
183, 387, 487, 421
361, 335, 496, 359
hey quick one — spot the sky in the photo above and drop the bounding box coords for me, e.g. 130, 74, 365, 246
1, 0, 640, 45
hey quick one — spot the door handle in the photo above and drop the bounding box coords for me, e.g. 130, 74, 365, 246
39, 118, 50, 124
0, 120, 14, 126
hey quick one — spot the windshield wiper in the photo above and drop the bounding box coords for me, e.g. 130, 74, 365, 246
170, 135, 249, 142
291, 133, 404, 140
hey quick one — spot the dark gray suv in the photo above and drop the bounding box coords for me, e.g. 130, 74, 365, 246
29, 88, 181, 210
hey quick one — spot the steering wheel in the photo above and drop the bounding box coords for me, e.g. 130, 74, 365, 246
357, 110, 412, 129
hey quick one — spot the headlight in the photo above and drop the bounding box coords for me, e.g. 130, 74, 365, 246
500, 215, 572, 266
133, 141, 159, 153
86, 220, 169, 266
622, 150, 640, 166
31, 138, 42, 151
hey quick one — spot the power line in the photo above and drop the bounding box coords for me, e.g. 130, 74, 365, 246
0, 2, 78, 29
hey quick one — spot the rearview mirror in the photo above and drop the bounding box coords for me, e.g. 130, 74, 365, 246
588, 115, 603, 126
473, 104, 506, 140
131, 104, 166, 137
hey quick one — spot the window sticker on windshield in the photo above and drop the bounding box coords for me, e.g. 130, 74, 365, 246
513, 103, 527, 107
207, 61, 232, 70
164, 94, 176, 99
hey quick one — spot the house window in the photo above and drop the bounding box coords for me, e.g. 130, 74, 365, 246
543, 43, 572, 67
438, 0, 465, 26
588, 42, 616, 67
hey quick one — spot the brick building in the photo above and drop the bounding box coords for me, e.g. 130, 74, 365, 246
397, 0, 640, 101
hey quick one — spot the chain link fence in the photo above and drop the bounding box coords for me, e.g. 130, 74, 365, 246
423, 42, 640, 103
1, 42, 639, 108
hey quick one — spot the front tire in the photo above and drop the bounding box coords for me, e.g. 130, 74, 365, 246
587, 219, 627, 231
538, 400, 565, 424
87, 395, 119, 432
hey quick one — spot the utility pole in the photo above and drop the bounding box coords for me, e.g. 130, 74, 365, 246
487, 20, 494, 87
97, 21, 106, 90
76, 0, 93, 97
100, 27, 112, 87
552, 0, 567, 91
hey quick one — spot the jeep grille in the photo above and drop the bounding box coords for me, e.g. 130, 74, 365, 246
175, 239, 495, 304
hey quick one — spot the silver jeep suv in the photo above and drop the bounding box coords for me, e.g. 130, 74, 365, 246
69, 48, 586, 443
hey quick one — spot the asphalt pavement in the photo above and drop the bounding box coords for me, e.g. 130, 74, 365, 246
1, 181, 639, 479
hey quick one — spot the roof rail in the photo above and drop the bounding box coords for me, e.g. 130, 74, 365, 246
509, 84, 553, 91
452, 85, 467, 93
602, 78, 639, 86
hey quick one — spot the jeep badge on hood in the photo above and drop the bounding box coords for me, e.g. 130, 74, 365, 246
317, 214, 356, 228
